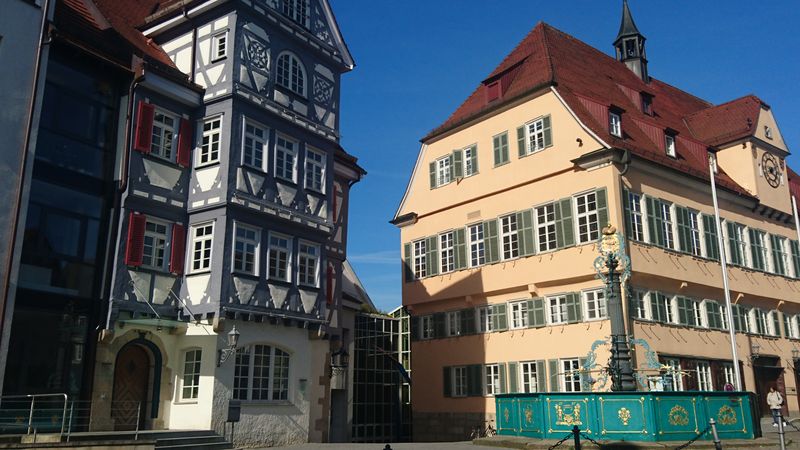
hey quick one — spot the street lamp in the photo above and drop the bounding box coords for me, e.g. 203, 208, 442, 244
217, 325, 241, 367
749, 342, 760, 361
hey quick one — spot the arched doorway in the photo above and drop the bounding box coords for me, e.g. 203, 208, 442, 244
111, 344, 151, 430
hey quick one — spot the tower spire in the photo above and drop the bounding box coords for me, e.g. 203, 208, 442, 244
613, 0, 649, 82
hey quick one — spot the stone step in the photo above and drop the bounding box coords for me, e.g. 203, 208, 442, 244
155, 435, 231, 448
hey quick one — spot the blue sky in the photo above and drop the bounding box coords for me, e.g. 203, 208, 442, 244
332, 1, 800, 312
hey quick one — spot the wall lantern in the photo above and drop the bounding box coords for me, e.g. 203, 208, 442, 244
217, 325, 241, 367
750, 342, 761, 361
330, 348, 349, 369
792, 348, 799, 361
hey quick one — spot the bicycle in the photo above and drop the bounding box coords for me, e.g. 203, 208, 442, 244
469, 419, 496, 439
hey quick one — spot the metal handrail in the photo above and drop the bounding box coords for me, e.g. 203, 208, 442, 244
0, 393, 68, 436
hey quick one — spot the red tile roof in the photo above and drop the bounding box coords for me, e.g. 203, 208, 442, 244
423, 22, 768, 198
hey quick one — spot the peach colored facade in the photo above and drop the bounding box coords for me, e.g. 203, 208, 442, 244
394, 27, 799, 441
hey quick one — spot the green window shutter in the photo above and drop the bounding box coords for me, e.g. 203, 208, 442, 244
433, 312, 446, 338
467, 365, 483, 396
622, 189, 632, 238
517, 209, 535, 256
461, 308, 476, 335
493, 303, 508, 331
517, 126, 526, 157
748, 229, 763, 270
645, 196, 664, 247
595, 188, 608, 230
548, 359, 560, 392
675, 206, 690, 253
676, 297, 689, 325
784, 313, 791, 338
452, 150, 463, 179
771, 235, 785, 275
773, 311, 781, 337
426, 236, 438, 276
498, 364, 507, 394
702, 214, 720, 261
500, 133, 509, 164
543, 115, 553, 148
650, 293, 665, 322
484, 219, 499, 263
410, 315, 420, 341
403, 243, 413, 282
792, 240, 800, 278
508, 362, 518, 393
566, 292, 582, 323
705, 302, 719, 329
530, 297, 545, 327
535, 360, 546, 392
454, 228, 467, 270
578, 357, 590, 391
555, 197, 575, 248
443, 367, 452, 397
429, 162, 436, 189
727, 222, 740, 265
470, 145, 479, 174
493, 135, 502, 166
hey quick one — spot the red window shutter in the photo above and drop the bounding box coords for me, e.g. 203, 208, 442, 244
176, 118, 193, 167
170, 223, 186, 275
125, 212, 147, 266
134, 100, 155, 153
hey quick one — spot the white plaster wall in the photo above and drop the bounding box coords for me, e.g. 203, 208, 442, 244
161, 32, 194, 76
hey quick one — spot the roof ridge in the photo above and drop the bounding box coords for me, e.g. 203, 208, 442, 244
685, 94, 763, 120
540, 22, 557, 85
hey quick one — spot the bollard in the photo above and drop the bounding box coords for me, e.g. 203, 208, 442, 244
572, 425, 581, 450
709, 418, 722, 450
778, 413, 787, 450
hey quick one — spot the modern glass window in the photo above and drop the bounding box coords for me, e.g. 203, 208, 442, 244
609, 112, 622, 137
233, 224, 259, 274
561, 359, 581, 392
412, 239, 427, 278
181, 349, 202, 400
484, 364, 501, 396
199, 117, 221, 166
520, 362, 539, 393
665, 134, 676, 158
298, 241, 319, 287
233, 345, 290, 401
436, 156, 451, 186
526, 117, 548, 154
575, 192, 600, 243
151, 109, 177, 161
281, 0, 309, 27
536, 203, 557, 252
548, 295, 568, 325
304, 148, 325, 193
243, 120, 267, 170
627, 192, 644, 241
452, 366, 467, 397
446, 311, 461, 336
463, 145, 476, 177
421, 315, 434, 339
268, 233, 291, 281
477, 307, 494, 333
500, 215, 519, 260
142, 220, 168, 270
696, 362, 713, 391
191, 223, 214, 272
439, 231, 455, 273
276, 52, 306, 96
211, 31, 227, 60
275, 134, 298, 182
468, 224, 485, 267
510, 301, 528, 329
583, 289, 607, 320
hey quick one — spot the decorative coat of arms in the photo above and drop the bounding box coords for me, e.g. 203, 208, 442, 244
717, 405, 737, 425
668, 405, 690, 426
555, 403, 582, 426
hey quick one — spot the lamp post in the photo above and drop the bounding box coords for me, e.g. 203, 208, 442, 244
217, 325, 241, 367
595, 225, 637, 391
330, 347, 349, 390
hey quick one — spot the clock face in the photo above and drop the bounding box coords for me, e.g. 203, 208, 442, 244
761, 152, 782, 188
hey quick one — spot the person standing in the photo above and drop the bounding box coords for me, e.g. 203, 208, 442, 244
767, 386, 786, 427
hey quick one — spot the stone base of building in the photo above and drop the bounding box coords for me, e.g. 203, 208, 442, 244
412, 411, 495, 442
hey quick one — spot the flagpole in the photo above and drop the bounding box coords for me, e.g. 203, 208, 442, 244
709, 153, 742, 391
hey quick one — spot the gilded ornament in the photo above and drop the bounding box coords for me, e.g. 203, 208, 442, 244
668, 405, 690, 426
504, 407, 510, 422
524, 406, 533, 424
717, 405, 737, 425
555, 402, 583, 426
618, 407, 631, 426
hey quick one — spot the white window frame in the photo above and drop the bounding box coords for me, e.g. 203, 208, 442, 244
510, 300, 529, 329
446, 310, 461, 336
421, 315, 434, 340
190, 222, 214, 273
463, 145, 477, 177
304, 146, 326, 193
468, 223, 485, 267
686, 209, 702, 256
696, 361, 713, 391
525, 116, 548, 154
198, 116, 222, 167
663, 358, 684, 391
298, 240, 320, 287
788, 315, 800, 339
628, 192, 645, 242
211, 30, 228, 61
574, 191, 600, 244
773, 235, 791, 276
275, 134, 298, 183
412, 239, 427, 278
233, 344, 291, 402
436, 156, 451, 187
267, 232, 292, 282
609, 112, 622, 137
520, 361, 539, 393
142, 218, 169, 271
477, 307, 494, 333
233, 222, 260, 275
281, 0, 309, 27
658, 201, 674, 250
582, 289, 607, 321
452, 366, 467, 397
500, 215, 519, 260
179, 348, 202, 401
560, 358, 581, 392
547, 295, 568, 325
633, 289, 650, 320
151, 108, 178, 162
751, 229, 769, 271
665, 134, 676, 158
242, 119, 268, 171
276, 51, 307, 96
535, 202, 557, 252
439, 231, 455, 274
484, 364, 501, 396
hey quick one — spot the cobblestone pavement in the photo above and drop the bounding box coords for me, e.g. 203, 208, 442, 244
261, 443, 475, 450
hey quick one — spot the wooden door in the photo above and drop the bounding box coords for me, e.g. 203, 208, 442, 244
755, 366, 788, 417
111, 345, 150, 430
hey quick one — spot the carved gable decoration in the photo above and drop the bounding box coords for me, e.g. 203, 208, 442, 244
238, 22, 272, 96
311, 0, 334, 46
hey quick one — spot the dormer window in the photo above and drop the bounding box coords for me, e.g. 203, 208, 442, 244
665, 134, 676, 158
486, 80, 501, 103
281, 0, 309, 28
765, 126, 774, 140
641, 93, 653, 115
609, 111, 622, 137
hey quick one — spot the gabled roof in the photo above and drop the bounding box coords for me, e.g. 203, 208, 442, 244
685, 95, 765, 147
423, 22, 762, 198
